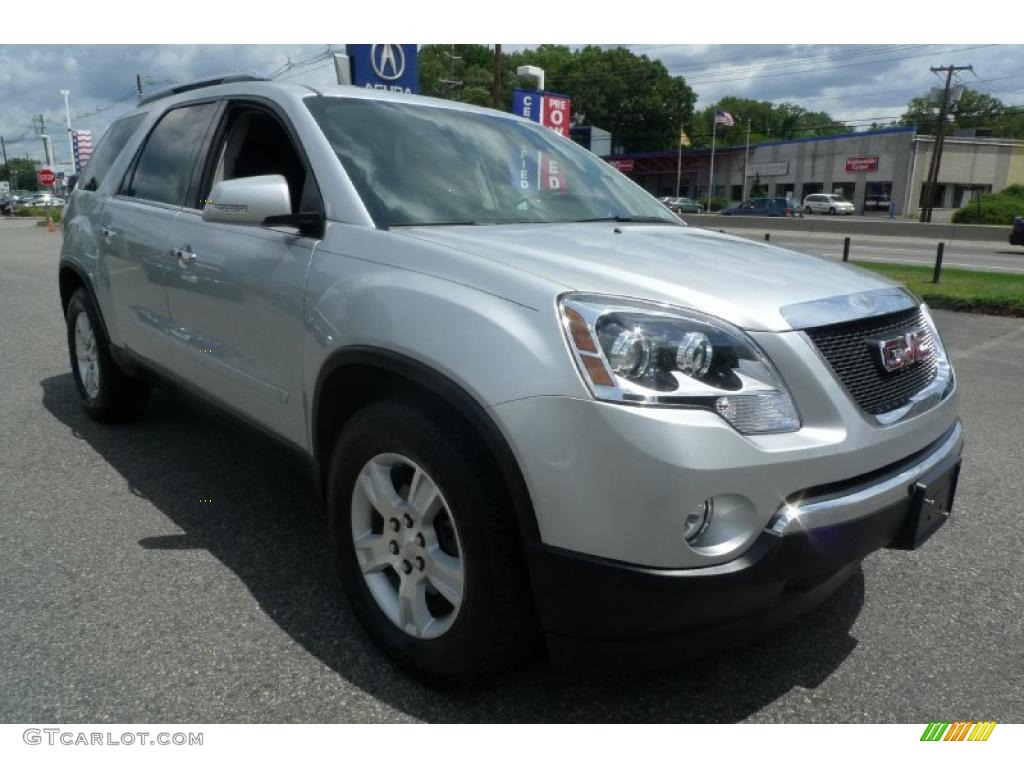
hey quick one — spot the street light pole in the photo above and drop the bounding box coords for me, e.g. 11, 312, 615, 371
708, 112, 718, 212
675, 125, 683, 198
60, 90, 75, 192
516, 65, 545, 92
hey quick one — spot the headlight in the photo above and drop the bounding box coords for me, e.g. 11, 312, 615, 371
558, 294, 801, 434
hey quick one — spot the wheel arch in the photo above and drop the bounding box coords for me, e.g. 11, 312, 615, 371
312, 347, 541, 543
59, 260, 112, 343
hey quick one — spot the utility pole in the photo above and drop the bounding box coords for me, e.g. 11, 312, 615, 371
492, 44, 503, 109
1, 135, 8, 166
919, 64, 972, 223
439, 45, 462, 92
742, 117, 751, 202
38, 114, 55, 171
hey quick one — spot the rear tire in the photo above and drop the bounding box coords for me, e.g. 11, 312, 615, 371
804, 205, 813, 214
65, 287, 149, 422
327, 397, 538, 685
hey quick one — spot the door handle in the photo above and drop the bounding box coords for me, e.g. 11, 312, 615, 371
173, 247, 197, 265
101, 226, 116, 238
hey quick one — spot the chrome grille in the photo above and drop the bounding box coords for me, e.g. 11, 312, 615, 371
806, 307, 939, 415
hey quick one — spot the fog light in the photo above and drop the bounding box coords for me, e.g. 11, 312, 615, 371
683, 499, 713, 544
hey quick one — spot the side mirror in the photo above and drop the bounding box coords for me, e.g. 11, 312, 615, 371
202, 175, 291, 226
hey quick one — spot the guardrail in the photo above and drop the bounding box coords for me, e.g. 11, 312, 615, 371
689, 213, 1009, 243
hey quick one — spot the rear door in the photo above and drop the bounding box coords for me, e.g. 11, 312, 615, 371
163, 101, 322, 446
98, 101, 220, 370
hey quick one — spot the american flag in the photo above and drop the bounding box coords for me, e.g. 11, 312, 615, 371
72, 130, 93, 173
714, 109, 735, 127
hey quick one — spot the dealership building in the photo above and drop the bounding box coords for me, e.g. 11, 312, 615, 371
604, 126, 1024, 216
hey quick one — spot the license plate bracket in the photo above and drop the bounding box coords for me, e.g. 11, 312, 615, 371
891, 458, 961, 550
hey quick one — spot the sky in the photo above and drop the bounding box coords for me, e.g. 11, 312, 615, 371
2, 43, 1023, 170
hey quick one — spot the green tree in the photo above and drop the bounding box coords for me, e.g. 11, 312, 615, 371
690, 98, 849, 148
901, 87, 1024, 139
419, 44, 505, 107
417, 45, 697, 153
505, 45, 696, 153
2, 158, 40, 192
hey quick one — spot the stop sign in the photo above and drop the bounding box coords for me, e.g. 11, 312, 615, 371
37, 168, 56, 187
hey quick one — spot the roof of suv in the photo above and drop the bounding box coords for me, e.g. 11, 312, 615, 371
126, 72, 521, 123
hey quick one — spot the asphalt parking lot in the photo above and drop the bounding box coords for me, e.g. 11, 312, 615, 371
1, 218, 1022, 723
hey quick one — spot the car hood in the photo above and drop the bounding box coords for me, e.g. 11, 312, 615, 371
397, 222, 896, 331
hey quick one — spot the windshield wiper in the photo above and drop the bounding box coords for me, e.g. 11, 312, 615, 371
574, 215, 678, 224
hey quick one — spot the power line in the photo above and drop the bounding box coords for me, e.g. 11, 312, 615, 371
679, 45, 997, 86
666, 44, 932, 80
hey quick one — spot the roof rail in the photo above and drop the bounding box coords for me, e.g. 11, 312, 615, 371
137, 72, 269, 106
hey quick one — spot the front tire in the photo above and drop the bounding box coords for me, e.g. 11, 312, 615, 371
327, 397, 538, 685
65, 287, 149, 422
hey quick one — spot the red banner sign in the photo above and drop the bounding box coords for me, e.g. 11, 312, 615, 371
608, 159, 635, 172
846, 156, 879, 173
541, 95, 571, 137
541, 155, 568, 191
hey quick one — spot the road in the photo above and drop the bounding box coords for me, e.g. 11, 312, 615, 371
698, 222, 1024, 274
1, 218, 1022, 723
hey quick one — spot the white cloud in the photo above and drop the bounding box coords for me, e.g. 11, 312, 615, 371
2, 43, 1022, 167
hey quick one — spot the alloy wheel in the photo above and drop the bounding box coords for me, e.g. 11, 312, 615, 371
74, 311, 100, 399
350, 453, 465, 639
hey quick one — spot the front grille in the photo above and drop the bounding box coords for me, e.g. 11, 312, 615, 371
806, 307, 939, 415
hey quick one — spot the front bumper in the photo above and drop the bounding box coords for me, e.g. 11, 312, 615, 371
524, 420, 963, 670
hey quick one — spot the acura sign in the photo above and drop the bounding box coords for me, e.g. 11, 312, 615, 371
347, 44, 419, 93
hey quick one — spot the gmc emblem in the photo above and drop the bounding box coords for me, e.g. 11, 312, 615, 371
874, 330, 931, 372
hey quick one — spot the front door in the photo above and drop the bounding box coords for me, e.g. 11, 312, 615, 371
163, 103, 322, 446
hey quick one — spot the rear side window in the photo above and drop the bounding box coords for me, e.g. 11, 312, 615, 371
78, 114, 146, 192
121, 102, 218, 206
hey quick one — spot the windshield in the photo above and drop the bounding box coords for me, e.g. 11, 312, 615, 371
304, 96, 677, 227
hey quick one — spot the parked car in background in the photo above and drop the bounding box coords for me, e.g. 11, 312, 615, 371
721, 197, 795, 217
658, 196, 704, 214
17, 193, 65, 209
803, 193, 855, 215
1011, 217, 1024, 246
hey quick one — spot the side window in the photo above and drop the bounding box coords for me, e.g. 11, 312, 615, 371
199, 106, 317, 215
120, 102, 218, 206
78, 114, 146, 192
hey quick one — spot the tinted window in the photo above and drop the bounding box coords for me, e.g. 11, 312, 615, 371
79, 114, 146, 192
305, 96, 675, 227
122, 102, 217, 206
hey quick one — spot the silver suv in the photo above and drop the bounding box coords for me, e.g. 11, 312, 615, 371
59, 75, 963, 684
